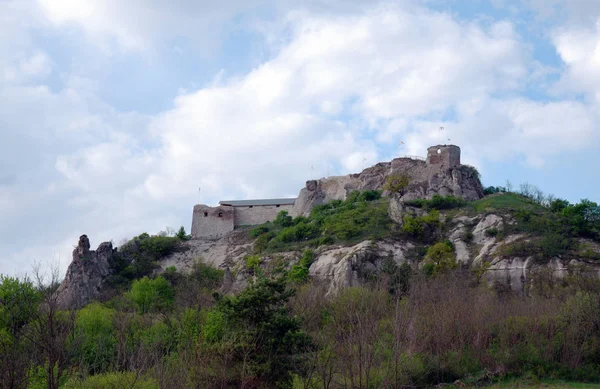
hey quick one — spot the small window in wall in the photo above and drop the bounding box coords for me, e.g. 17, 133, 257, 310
204, 212, 208, 217
437, 148, 441, 154
249, 205, 253, 208
218, 212, 223, 217
276, 205, 280, 208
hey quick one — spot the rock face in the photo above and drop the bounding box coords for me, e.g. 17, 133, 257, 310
294, 156, 484, 216
56, 235, 114, 309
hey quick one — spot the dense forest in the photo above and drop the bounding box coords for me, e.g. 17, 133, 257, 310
1, 184, 600, 389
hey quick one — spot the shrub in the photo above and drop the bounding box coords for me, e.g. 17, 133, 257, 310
461, 231, 474, 242
176, 226, 191, 240
402, 210, 440, 241
250, 191, 390, 253
201, 277, 314, 387
189, 260, 224, 289
128, 276, 174, 314
75, 303, 116, 374
250, 225, 270, 238
384, 174, 410, 196
485, 227, 499, 237
424, 241, 457, 275
245, 255, 263, 273
407, 195, 466, 210
63, 372, 158, 389
274, 211, 294, 228
288, 250, 314, 283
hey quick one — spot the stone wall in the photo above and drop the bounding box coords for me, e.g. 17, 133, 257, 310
234, 204, 296, 226
191, 205, 234, 239
426, 145, 460, 168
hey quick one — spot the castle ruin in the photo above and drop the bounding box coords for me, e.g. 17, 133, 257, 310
191, 144, 482, 239
192, 198, 297, 239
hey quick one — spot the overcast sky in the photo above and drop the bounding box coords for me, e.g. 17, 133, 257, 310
1, 0, 599, 277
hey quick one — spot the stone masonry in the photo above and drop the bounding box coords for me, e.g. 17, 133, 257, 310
191, 200, 296, 239
191, 144, 483, 238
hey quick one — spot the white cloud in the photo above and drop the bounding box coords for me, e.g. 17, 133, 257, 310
36, 0, 264, 52
2, 0, 600, 278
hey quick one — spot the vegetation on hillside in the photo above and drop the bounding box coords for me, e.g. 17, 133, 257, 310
250, 190, 393, 254
1, 181, 600, 388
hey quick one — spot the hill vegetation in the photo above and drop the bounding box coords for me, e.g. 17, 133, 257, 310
1, 184, 600, 388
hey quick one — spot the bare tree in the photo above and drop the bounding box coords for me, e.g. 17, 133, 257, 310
27, 263, 76, 389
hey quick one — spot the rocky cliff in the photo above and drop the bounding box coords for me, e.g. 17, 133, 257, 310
56, 235, 115, 309
294, 157, 483, 216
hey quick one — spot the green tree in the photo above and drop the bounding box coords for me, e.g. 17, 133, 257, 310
424, 241, 457, 276
384, 174, 411, 197
202, 277, 314, 388
74, 303, 116, 374
274, 211, 294, 228
175, 226, 190, 241
128, 276, 174, 314
0, 276, 40, 389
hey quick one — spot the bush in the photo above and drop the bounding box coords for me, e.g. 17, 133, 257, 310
274, 211, 294, 228
384, 174, 410, 196
63, 372, 158, 389
201, 277, 314, 387
128, 276, 174, 314
485, 227, 499, 237
424, 241, 457, 276
176, 226, 191, 240
407, 195, 466, 210
402, 210, 440, 241
245, 255, 263, 273
251, 191, 390, 253
288, 250, 314, 283
75, 304, 116, 374
250, 225, 270, 238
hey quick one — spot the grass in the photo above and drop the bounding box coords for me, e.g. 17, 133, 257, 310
466, 193, 545, 214
457, 378, 600, 388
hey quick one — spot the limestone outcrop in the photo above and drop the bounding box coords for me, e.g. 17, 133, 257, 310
294, 156, 484, 216
56, 235, 115, 309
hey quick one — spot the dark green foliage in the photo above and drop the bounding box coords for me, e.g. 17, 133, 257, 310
485, 227, 500, 237
175, 226, 190, 241
382, 260, 412, 296
462, 230, 474, 242
288, 250, 314, 283
202, 277, 314, 388
406, 195, 466, 210
250, 225, 270, 238
109, 233, 181, 287
251, 190, 390, 253
483, 185, 507, 195
128, 276, 174, 314
274, 210, 294, 228
188, 260, 224, 290
402, 210, 440, 241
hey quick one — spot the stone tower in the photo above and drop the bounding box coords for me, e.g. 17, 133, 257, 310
426, 145, 460, 168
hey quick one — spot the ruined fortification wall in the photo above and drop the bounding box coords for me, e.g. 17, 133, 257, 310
427, 145, 460, 168
234, 204, 296, 226
192, 205, 234, 239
